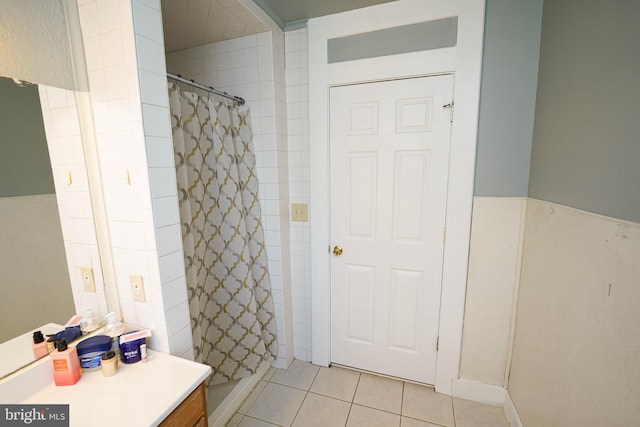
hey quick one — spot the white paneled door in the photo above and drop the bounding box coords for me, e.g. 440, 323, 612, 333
330, 75, 454, 384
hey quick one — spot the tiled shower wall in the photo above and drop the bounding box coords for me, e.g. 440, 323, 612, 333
284, 29, 312, 361
76, 0, 193, 358
164, 27, 313, 363
74, 0, 306, 368
165, 30, 294, 368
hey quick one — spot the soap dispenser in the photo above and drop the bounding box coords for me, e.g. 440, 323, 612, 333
50, 338, 81, 386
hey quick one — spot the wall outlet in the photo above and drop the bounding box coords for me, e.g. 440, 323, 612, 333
291, 203, 309, 222
80, 267, 96, 292
129, 274, 146, 302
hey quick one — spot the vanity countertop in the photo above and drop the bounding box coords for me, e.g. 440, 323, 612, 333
0, 323, 64, 379
1, 350, 211, 426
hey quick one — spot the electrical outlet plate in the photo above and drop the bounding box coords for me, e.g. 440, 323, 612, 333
129, 274, 146, 302
291, 203, 309, 222
80, 267, 96, 292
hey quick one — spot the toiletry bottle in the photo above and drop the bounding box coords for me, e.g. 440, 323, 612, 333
104, 312, 126, 352
50, 338, 81, 386
32, 331, 48, 358
46, 336, 55, 353
140, 342, 148, 363
80, 307, 105, 333
101, 351, 118, 377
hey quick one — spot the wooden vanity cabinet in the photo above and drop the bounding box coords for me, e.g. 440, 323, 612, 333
160, 382, 207, 427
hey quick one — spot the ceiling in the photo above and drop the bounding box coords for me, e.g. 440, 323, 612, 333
161, 0, 398, 52
254, 0, 398, 27
161, 0, 269, 53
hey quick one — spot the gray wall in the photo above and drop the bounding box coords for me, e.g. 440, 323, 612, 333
473, 0, 543, 197
528, 0, 640, 223
0, 77, 55, 197
0, 194, 76, 342
508, 1, 640, 424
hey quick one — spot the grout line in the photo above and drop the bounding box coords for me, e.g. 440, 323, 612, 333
400, 381, 405, 417
352, 370, 362, 404
242, 414, 281, 426
344, 403, 352, 427
309, 364, 321, 389
402, 415, 449, 427
289, 390, 309, 427
343, 368, 362, 426
349, 403, 402, 418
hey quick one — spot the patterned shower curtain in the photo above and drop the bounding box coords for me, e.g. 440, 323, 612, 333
168, 82, 277, 385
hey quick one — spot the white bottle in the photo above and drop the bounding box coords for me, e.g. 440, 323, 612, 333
103, 312, 126, 352
80, 307, 105, 333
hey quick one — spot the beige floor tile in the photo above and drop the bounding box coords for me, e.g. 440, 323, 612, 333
400, 417, 442, 427
238, 380, 268, 415
226, 413, 244, 427
401, 383, 453, 426
246, 382, 307, 426
292, 392, 351, 427
238, 416, 280, 427
270, 359, 320, 390
453, 398, 510, 427
347, 404, 401, 427
310, 366, 360, 402
263, 367, 277, 381
353, 373, 404, 414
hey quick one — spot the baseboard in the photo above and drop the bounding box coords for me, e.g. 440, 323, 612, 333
451, 378, 506, 405
209, 363, 269, 427
503, 390, 523, 427
451, 379, 525, 425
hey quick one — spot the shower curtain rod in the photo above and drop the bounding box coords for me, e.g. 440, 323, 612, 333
167, 72, 245, 105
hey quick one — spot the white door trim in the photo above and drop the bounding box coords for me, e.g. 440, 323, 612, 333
308, 0, 485, 395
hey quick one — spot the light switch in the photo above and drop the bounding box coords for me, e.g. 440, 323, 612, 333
291, 203, 309, 222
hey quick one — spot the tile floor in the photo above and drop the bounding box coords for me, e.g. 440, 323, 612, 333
226, 360, 509, 427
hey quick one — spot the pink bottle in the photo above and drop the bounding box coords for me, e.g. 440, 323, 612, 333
32, 331, 48, 359
50, 339, 81, 386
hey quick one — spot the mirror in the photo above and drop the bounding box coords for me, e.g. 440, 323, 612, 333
0, 0, 119, 379
0, 76, 108, 379
0, 77, 75, 342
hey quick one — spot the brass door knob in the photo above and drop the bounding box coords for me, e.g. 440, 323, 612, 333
333, 245, 343, 256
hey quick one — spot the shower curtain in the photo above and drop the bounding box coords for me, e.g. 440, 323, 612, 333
168, 82, 277, 385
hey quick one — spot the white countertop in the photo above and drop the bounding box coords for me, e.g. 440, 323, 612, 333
1, 350, 211, 426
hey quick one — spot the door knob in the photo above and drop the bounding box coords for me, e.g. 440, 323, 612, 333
332, 245, 343, 256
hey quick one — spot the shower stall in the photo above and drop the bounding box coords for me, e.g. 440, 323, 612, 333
166, 75, 278, 421
160, 2, 293, 423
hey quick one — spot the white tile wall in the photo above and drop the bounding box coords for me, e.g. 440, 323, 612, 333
38, 85, 109, 317
166, 30, 294, 368
75, 0, 193, 356
73, 0, 312, 367
132, 0, 195, 357
284, 29, 312, 361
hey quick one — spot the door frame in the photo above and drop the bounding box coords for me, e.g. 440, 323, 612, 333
308, 0, 485, 395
